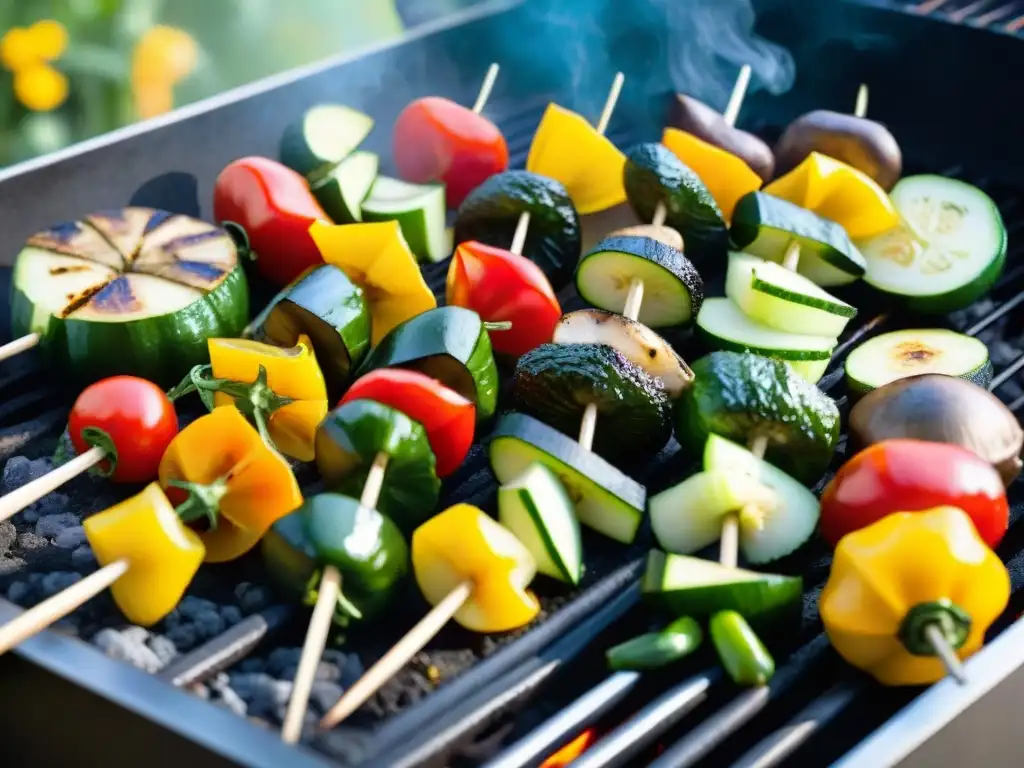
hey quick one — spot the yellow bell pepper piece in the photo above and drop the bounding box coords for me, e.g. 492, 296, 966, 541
526, 103, 627, 215
763, 151, 899, 239
412, 503, 539, 632
83, 483, 205, 626
820, 506, 1009, 686
662, 128, 762, 221
208, 335, 328, 462
309, 220, 437, 345
159, 406, 303, 563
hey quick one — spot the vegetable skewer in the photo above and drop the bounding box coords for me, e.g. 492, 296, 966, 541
318, 74, 629, 732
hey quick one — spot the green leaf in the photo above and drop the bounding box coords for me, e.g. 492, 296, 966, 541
61, 42, 129, 80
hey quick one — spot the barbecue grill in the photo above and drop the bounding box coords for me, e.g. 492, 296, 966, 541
1, 0, 1023, 766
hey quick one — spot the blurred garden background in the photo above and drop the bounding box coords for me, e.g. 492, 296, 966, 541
0, 0, 484, 168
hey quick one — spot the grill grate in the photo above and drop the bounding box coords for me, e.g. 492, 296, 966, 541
891, 0, 1024, 31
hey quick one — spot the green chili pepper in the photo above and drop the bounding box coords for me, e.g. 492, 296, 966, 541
606, 616, 703, 671
709, 609, 775, 686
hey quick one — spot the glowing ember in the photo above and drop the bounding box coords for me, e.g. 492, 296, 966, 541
540, 729, 599, 768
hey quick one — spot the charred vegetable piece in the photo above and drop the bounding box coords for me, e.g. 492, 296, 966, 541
606, 616, 703, 672
159, 407, 303, 563
731, 191, 866, 287
575, 235, 704, 329
725, 252, 856, 339
498, 462, 582, 585
261, 493, 408, 627
84, 483, 205, 626
674, 351, 841, 485
820, 506, 1009, 686
858, 176, 1006, 314
848, 374, 1023, 487
774, 110, 902, 191
315, 400, 440, 532
651, 435, 820, 564
355, 306, 499, 421
642, 550, 802, 632
489, 413, 646, 544
360, 176, 449, 263
662, 127, 762, 221
279, 103, 374, 182
844, 329, 991, 395
454, 170, 581, 289
311, 151, 379, 224
763, 152, 899, 239
670, 93, 775, 181
710, 610, 775, 686
526, 103, 627, 215
413, 503, 539, 633
13, 209, 248, 386
553, 309, 693, 397
820, 439, 1009, 550
515, 343, 672, 463
248, 264, 370, 402
623, 143, 729, 265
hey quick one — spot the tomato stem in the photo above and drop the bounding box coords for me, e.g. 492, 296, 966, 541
899, 599, 972, 656
169, 477, 229, 530
483, 321, 513, 331
80, 426, 118, 478
303, 569, 364, 624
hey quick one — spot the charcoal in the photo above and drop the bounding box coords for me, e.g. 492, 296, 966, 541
6, 581, 30, 604
210, 675, 248, 717
70, 546, 96, 570
53, 525, 86, 549
147, 634, 178, 666
17, 532, 48, 552
93, 627, 165, 673
229, 672, 293, 721
164, 624, 199, 651
0, 557, 25, 577
234, 581, 273, 614
40, 571, 81, 597
220, 605, 243, 626
238, 657, 266, 673
178, 595, 218, 619
0, 520, 15, 554
2, 456, 51, 491
310, 682, 343, 714
24, 493, 70, 526
267, 647, 303, 679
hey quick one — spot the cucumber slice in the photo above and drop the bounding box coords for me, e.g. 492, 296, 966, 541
703, 434, 820, 563
575, 235, 704, 328
553, 309, 693, 397
498, 463, 583, 585
489, 413, 647, 544
844, 328, 992, 394
279, 104, 374, 181
361, 176, 449, 263
858, 175, 1007, 313
696, 298, 835, 361
12, 210, 248, 386
649, 469, 777, 556
731, 192, 867, 286
641, 549, 802, 630
311, 151, 379, 224
725, 252, 856, 338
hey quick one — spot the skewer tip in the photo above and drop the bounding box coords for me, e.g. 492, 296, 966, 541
854, 83, 869, 119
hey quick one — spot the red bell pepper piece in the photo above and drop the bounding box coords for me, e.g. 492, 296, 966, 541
393, 97, 509, 209
339, 369, 475, 478
447, 241, 561, 358
820, 438, 1009, 549
212, 157, 329, 287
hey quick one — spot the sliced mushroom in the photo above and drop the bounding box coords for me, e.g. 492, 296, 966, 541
553, 309, 694, 397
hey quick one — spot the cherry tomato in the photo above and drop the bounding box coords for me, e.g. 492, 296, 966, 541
69, 376, 179, 484
213, 156, 328, 287
447, 240, 561, 358
820, 439, 1009, 549
393, 97, 509, 209
339, 369, 475, 477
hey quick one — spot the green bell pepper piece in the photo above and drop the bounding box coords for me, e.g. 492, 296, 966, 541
606, 616, 703, 671
261, 493, 408, 627
710, 609, 775, 686
315, 399, 441, 531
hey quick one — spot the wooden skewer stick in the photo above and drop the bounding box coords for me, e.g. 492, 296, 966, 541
323, 71, 631, 733
924, 623, 968, 685
722, 64, 752, 129
281, 451, 389, 744
0, 332, 41, 363
854, 83, 869, 120
0, 445, 106, 524
782, 240, 801, 272
472, 63, 501, 115
0, 557, 129, 655
718, 434, 769, 569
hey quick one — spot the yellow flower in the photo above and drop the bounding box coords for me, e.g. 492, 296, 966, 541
27, 20, 68, 61
134, 82, 174, 120
13, 63, 69, 112
132, 25, 198, 85
0, 28, 37, 72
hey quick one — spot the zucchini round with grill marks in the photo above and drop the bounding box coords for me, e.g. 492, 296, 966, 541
355, 306, 499, 421
489, 413, 647, 544
515, 343, 672, 463
248, 264, 370, 402
623, 143, 729, 265
575, 235, 704, 328
844, 328, 992, 394
858, 175, 1006, 313
12, 208, 248, 386
731, 191, 866, 286
674, 351, 841, 485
